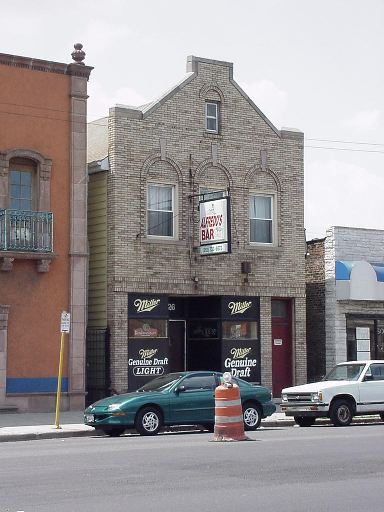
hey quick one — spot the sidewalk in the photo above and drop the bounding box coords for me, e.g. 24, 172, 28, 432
0, 410, 381, 442
0, 410, 294, 442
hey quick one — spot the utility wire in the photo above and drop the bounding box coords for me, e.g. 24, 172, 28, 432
1, 107, 384, 154
305, 145, 384, 154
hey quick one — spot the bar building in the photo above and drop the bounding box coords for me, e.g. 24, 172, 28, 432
87, 56, 306, 401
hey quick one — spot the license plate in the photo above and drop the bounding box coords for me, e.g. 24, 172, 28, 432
85, 414, 94, 422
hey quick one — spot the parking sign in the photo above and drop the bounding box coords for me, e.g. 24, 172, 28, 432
60, 311, 70, 333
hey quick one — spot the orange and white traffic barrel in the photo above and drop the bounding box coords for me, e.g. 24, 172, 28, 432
213, 372, 248, 441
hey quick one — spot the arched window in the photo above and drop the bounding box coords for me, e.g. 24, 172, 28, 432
9, 158, 36, 211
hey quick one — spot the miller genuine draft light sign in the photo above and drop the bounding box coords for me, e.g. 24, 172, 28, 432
198, 196, 231, 255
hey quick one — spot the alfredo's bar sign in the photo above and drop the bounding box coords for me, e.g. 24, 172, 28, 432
198, 196, 231, 255
128, 294, 168, 318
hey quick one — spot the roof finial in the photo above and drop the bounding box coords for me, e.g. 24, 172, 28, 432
71, 43, 85, 65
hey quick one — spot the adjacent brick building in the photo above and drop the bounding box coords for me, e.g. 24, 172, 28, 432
0, 46, 92, 411
306, 226, 384, 381
87, 56, 306, 400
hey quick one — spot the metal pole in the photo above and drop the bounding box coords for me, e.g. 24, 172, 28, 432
55, 331, 65, 429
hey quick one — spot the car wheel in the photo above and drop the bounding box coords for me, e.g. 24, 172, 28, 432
242, 402, 262, 430
102, 427, 126, 437
135, 406, 163, 436
294, 416, 316, 427
202, 424, 214, 433
330, 399, 353, 426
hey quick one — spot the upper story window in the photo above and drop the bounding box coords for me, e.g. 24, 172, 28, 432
9, 163, 35, 211
249, 193, 274, 244
147, 184, 175, 237
199, 187, 225, 201
205, 102, 219, 133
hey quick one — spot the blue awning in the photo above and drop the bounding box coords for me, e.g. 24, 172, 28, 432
336, 260, 384, 282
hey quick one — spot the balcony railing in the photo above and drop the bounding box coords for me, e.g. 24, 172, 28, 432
0, 209, 53, 252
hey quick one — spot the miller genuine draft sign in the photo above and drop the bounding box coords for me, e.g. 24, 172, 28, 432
128, 339, 170, 390
222, 340, 260, 383
221, 296, 260, 383
128, 293, 168, 319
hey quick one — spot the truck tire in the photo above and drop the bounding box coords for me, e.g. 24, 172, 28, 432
294, 416, 316, 427
330, 399, 353, 426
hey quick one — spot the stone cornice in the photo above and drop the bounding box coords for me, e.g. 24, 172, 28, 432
0, 53, 93, 80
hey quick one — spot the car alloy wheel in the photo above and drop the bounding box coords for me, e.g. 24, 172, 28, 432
135, 406, 163, 436
242, 402, 262, 430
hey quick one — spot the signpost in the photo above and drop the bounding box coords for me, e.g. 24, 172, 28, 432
55, 311, 70, 429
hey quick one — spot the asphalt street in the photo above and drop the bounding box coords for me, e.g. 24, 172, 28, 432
1, 423, 384, 512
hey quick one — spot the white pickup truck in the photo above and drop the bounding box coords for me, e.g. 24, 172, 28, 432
281, 360, 384, 426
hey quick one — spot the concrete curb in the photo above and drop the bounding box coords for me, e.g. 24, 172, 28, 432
0, 416, 382, 442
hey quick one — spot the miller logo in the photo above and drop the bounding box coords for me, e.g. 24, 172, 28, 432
134, 298, 161, 313
228, 301, 252, 315
139, 349, 158, 359
231, 347, 252, 359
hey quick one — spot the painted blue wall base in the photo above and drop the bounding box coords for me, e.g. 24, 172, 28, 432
6, 377, 68, 393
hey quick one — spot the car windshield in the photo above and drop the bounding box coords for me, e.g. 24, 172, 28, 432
137, 373, 183, 392
323, 364, 365, 381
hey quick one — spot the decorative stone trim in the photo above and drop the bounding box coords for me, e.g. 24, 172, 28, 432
37, 258, 52, 272
0, 52, 93, 79
0, 251, 56, 272
245, 165, 282, 192
193, 158, 233, 188
1, 257, 14, 272
199, 83, 225, 103
0, 148, 52, 211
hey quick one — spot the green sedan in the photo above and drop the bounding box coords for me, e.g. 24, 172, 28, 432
84, 371, 276, 436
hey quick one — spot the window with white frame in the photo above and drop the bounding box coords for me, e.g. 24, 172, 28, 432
249, 194, 274, 244
205, 102, 219, 133
147, 184, 175, 237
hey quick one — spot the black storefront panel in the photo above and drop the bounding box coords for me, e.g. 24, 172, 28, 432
221, 340, 260, 383
128, 293, 168, 318
128, 338, 170, 390
128, 293, 170, 390
221, 296, 260, 382
221, 296, 260, 320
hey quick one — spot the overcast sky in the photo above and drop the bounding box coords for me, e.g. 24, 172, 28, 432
4, 0, 383, 240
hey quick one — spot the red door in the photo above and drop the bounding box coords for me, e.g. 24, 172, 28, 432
271, 299, 292, 397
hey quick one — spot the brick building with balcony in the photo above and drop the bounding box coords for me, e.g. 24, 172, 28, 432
87, 56, 306, 401
0, 45, 92, 411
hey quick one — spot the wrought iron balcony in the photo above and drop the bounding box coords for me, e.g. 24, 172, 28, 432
0, 209, 53, 253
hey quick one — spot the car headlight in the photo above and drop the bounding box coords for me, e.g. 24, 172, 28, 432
281, 393, 288, 402
107, 403, 121, 411
311, 392, 323, 402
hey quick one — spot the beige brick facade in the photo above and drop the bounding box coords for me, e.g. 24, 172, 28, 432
88, 56, 306, 396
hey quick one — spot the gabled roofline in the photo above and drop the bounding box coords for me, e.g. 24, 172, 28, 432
110, 55, 303, 139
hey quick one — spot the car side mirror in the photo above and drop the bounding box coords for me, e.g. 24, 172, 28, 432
364, 375, 374, 382
175, 385, 186, 394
